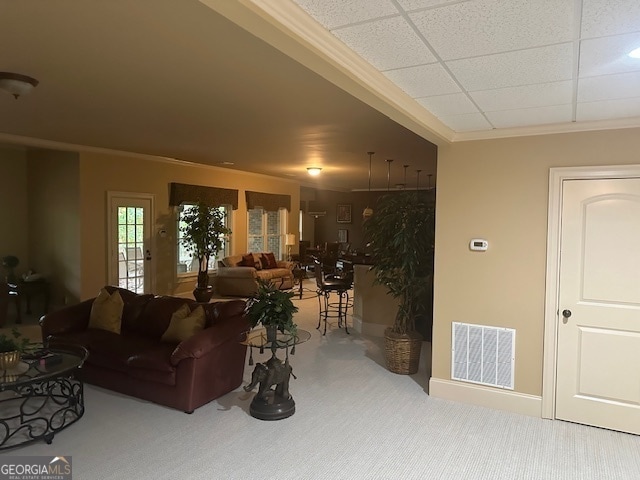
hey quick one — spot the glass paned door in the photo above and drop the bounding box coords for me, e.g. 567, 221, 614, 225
109, 194, 153, 294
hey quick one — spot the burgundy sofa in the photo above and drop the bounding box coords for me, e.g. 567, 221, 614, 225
39, 286, 249, 413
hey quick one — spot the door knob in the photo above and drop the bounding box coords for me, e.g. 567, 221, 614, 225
562, 309, 572, 318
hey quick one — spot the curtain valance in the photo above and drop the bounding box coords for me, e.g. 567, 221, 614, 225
169, 183, 239, 210
245, 191, 291, 212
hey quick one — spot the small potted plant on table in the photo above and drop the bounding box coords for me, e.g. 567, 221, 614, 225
0, 328, 33, 370
245, 279, 298, 343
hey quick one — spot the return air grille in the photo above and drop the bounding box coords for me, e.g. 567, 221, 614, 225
452, 322, 515, 390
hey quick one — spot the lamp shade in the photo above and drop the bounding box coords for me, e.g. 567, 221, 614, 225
285, 234, 296, 246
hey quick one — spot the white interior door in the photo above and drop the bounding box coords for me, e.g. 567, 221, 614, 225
556, 178, 640, 434
108, 194, 154, 294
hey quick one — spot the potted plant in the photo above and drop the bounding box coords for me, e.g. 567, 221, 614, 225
364, 191, 435, 374
0, 327, 33, 370
179, 201, 231, 302
245, 279, 298, 342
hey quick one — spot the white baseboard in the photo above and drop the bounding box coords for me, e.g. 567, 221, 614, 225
429, 377, 542, 418
352, 315, 388, 337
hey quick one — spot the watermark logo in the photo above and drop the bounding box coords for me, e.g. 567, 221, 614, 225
0, 456, 72, 480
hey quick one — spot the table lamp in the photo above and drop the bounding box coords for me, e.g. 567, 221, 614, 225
285, 234, 295, 261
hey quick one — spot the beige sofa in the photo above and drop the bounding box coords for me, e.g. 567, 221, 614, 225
216, 253, 294, 297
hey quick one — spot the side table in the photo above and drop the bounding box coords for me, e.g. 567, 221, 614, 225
241, 328, 310, 420
7, 280, 51, 324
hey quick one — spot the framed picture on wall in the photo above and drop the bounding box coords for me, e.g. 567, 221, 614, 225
338, 229, 348, 243
336, 204, 352, 224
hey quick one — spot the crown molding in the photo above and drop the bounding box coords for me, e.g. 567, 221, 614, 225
452, 116, 640, 142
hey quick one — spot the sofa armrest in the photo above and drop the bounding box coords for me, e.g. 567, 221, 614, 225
39, 299, 93, 339
170, 315, 249, 365
276, 260, 294, 270
216, 266, 257, 279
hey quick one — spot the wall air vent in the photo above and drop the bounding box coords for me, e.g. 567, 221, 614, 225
307, 200, 326, 218
452, 322, 515, 390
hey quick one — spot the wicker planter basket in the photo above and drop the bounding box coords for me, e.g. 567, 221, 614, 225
384, 328, 423, 375
0, 351, 21, 370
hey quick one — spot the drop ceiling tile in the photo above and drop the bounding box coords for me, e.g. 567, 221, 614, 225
580, 33, 640, 77
409, 0, 573, 61
439, 113, 492, 132
447, 43, 574, 91
581, 0, 640, 38
293, 0, 398, 29
471, 81, 573, 112
417, 93, 479, 116
384, 63, 460, 97
577, 97, 640, 121
332, 17, 437, 70
396, 0, 458, 10
578, 72, 640, 102
485, 104, 573, 128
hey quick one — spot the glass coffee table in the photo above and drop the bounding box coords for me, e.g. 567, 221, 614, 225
0, 344, 88, 450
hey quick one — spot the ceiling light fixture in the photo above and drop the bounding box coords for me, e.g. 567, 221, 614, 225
0, 72, 39, 99
363, 151, 374, 220
628, 47, 640, 59
307, 167, 322, 176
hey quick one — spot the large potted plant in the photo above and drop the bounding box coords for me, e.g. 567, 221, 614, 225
180, 201, 231, 302
245, 279, 298, 342
364, 191, 435, 374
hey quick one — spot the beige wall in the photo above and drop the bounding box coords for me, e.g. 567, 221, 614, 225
27, 149, 81, 305
432, 127, 640, 397
78, 152, 300, 300
0, 147, 29, 275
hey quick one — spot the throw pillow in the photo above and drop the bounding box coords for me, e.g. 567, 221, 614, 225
239, 253, 255, 267
259, 254, 270, 270
89, 288, 124, 334
161, 304, 206, 343
264, 252, 278, 269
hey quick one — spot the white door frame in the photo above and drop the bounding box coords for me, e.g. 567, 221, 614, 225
542, 164, 640, 419
106, 191, 155, 293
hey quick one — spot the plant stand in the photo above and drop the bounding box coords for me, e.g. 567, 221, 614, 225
242, 328, 310, 421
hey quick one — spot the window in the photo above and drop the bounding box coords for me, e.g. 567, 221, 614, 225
177, 204, 232, 276
248, 207, 287, 259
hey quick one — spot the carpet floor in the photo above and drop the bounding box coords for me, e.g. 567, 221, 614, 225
4, 280, 640, 479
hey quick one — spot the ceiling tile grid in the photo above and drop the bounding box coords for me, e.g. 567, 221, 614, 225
330, 16, 437, 70
292, 0, 640, 135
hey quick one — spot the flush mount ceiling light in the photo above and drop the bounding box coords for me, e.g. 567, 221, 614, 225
629, 47, 640, 59
307, 167, 322, 176
0, 72, 39, 99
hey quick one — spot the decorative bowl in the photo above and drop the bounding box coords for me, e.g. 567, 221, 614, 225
0, 351, 21, 370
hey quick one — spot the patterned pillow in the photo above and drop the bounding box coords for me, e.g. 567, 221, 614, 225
239, 253, 255, 267
264, 252, 278, 269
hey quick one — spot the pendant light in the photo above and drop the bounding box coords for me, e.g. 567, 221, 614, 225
363, 152, 375, 219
